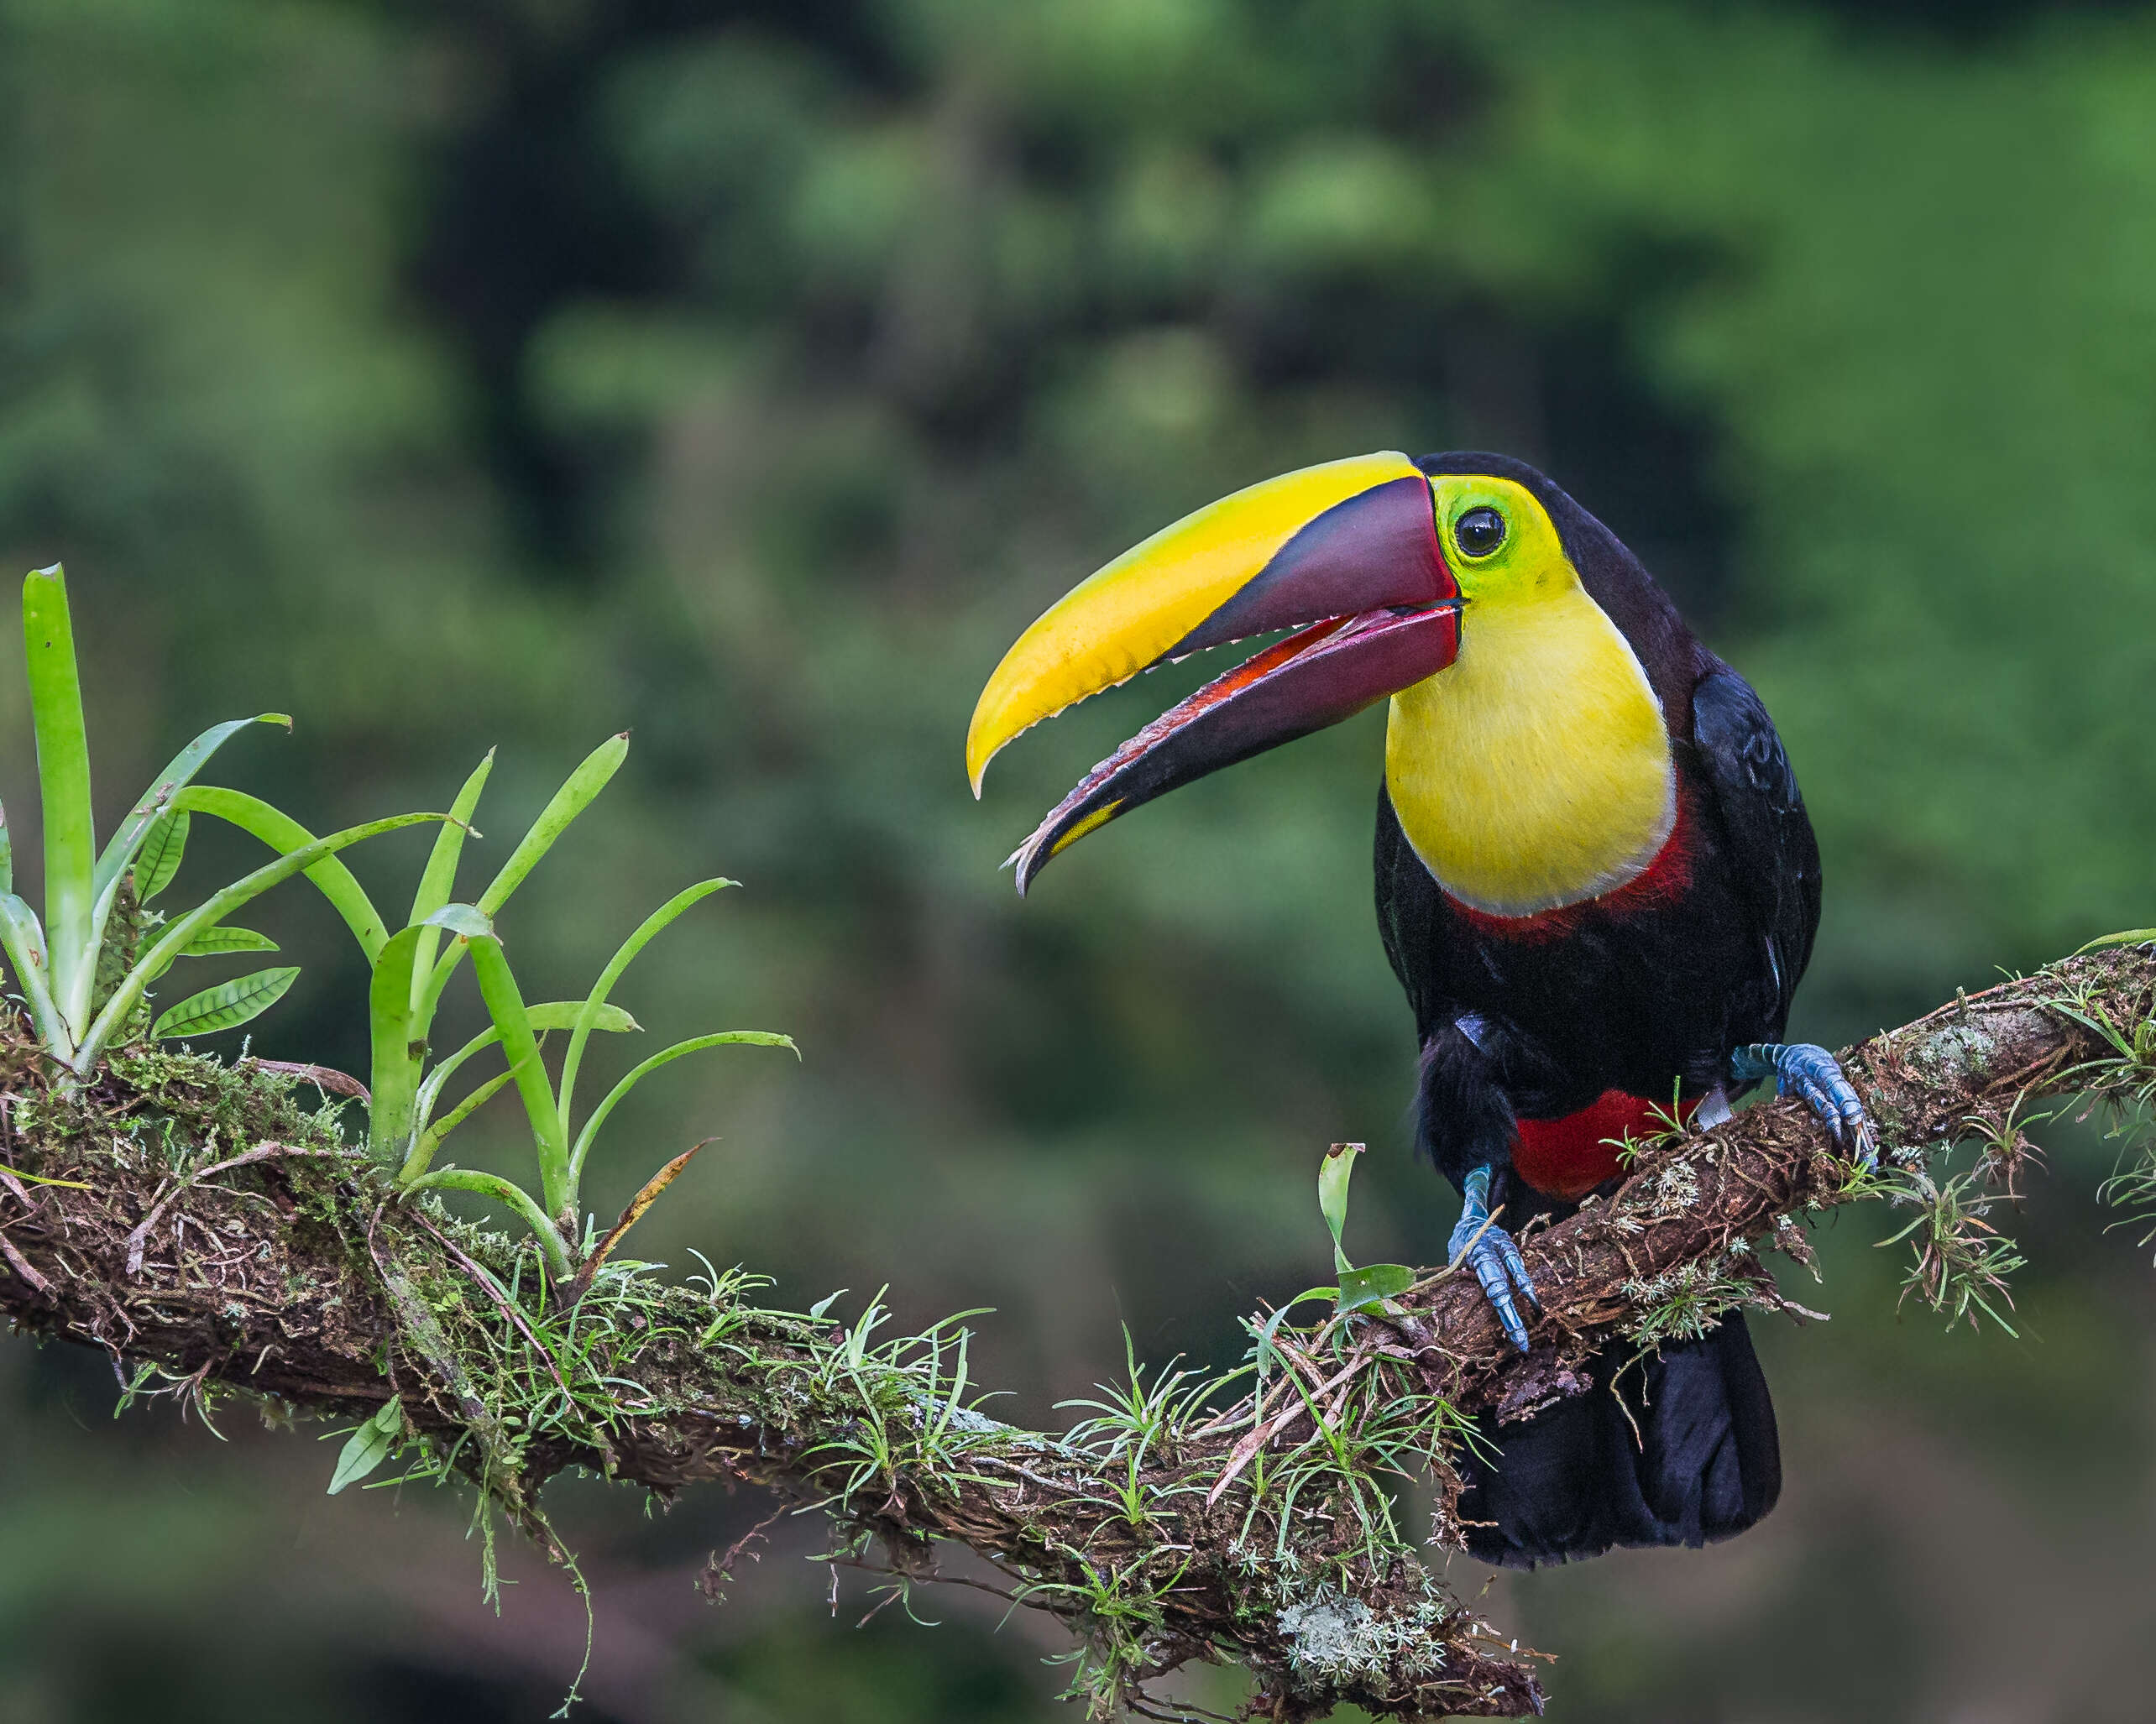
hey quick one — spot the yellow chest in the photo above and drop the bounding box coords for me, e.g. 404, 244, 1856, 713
1384, 587, 1676, 917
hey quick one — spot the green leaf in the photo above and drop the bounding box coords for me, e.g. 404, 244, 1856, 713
568, 1030, 798, 1188
327, 1399, 403, 1495
422, 902, 494, 940
2078, 927, 2156, 953
24, 565, 97, 1039
0, 892, 66, 1057
372, 908, 498, 1163
151, 967, 301, 1040
477, 733, 627, 916
467, 933, 572, 1219
0, 797, 13, 896
170, 786, 392, 962
557, 878, 735, 1132
366, 926, 430, 1161
132, 811, 189, 901
403, 1068, 515, 1180
92, 713, 291, 947
410, 750, 494, 927
1334, 1263, 1416, 1317
178, 925, 278, 957
400, 1000, 638, 1183
1250, 1288, 1337, 1385
533, 1001, 637, 1034
401, 1167, 573, 1280
414, 734, 631, 1027
76, 810, 449, 1076
400, 1068, 516, 1182
406, 750, 495, 1029
1318, 1142, 1364, 1276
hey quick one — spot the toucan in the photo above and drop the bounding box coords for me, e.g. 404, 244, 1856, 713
965, 451, 1875, 1568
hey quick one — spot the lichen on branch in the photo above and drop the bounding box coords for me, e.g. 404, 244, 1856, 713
0, 947, 2150, 1721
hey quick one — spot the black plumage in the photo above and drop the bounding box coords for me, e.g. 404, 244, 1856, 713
1377, 453, 1818, 1567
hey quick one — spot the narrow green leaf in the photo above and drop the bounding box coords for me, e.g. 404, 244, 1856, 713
557, 878, 734, 1131
404, 1000, 638, 1180
467, 934, 572, 1219
178, 925, 278, 957
0, 797, 13, 896
2078, 927, 2156, 953
1334, 1263, 1416, 1317
76, 810, 448, 1075
91, 713, 291, 948
374, 907, 494, 1163
1318, 1142, 1363, 1276
24, 565, 97, 1038
131, 811, 189, 901
568, 1031, 797, 1188
415, 735, 631, 1029
402, 1167, 573, 1279
0, 892, 67, 1057
409, 750, 494, 926
151, 966, 301, 1040
170, 786, 392, 962
367, 926, 429, 1162
534, 1001, 637, 1034
327, 1399, 402, 1495
400, 1068, 516, 1183
477, 734, 627, 916
406, 750, 495, 1027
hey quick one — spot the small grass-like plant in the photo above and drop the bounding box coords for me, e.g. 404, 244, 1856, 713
2052, 963, 2156, 1256
1876, 1147, 2028, 1335
0, 565, 442, 1080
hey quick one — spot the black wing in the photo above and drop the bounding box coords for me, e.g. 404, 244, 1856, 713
1689, 663, 1820, 1038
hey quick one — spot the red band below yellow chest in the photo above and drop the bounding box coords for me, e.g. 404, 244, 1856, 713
1512, 1089, 1698, 1201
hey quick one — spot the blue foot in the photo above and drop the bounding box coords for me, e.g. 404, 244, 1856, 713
1731, 1042, 1876, 1168
1449, 1163, 1539, 1352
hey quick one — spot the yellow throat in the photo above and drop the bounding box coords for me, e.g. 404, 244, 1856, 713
1384, 560, 1675, 918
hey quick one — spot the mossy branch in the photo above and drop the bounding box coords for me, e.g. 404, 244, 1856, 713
0, 948, 2150, 1721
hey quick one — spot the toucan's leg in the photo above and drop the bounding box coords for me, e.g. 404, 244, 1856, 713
1450, 1163, 1538, 1353
1731, 1043, 1875, 1168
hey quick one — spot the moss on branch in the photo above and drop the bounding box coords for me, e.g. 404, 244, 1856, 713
0, 947, 2150, 1721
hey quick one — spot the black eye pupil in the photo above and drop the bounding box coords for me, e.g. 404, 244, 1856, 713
1455, 506, 1506, 558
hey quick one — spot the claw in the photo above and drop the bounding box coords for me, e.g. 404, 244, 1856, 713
1732, 1042, 1876, 1169
1449, 1162, 1539, 1351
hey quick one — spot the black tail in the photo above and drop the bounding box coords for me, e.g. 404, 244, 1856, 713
1457, 1314, 1781, 1569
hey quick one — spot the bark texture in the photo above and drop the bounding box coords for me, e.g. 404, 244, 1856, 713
0, 948, 2147, 1721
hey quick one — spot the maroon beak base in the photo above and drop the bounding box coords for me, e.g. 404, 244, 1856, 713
1008, 473, 1461, 891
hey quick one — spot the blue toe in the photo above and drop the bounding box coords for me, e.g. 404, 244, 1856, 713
1734, 1042, 1876, 1168
1450, 1162, 1539, 1351
1454, 1224, 1537, 1352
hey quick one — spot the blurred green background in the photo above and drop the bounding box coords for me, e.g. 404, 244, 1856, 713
3, 0, 2156, 1718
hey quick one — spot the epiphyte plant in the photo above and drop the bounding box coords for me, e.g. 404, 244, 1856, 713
0, 561, 792, 1290
180, 727, 797, 1284
0, 564, 442, 1080
390, 744, 797, 1284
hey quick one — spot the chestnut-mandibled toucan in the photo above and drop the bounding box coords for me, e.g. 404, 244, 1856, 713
966, 452, 1874, 1568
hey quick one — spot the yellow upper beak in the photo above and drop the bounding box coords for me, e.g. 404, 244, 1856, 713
965, 452, 1427, 794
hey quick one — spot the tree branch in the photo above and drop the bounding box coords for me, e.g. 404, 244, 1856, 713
0, 948, 2148, 1721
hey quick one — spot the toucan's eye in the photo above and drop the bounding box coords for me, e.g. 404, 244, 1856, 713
1453, 506, 1506, 559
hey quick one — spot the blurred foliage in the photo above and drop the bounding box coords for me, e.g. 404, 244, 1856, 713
3, 0, 2156, 1719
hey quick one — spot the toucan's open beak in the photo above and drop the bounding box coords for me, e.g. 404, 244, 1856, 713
966, 452, 1460, 892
